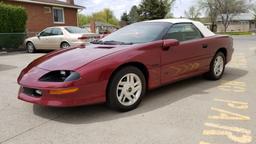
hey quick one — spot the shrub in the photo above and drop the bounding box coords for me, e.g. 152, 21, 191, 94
0, 3, 27, 49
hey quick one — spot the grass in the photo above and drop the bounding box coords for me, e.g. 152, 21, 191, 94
217, 32, 253, 35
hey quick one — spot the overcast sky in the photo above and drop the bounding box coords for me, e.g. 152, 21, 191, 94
75, 0, 195, 19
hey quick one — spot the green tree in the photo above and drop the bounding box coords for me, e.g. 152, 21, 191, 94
78, 14, 90, 26
0, 3, 27, 49
121, 12, 129, 23
91, 8, 119, 26
128, 6, 139, 23
137, 0, 175, 21
79, 8, 119, 26
184, 6, 201, 20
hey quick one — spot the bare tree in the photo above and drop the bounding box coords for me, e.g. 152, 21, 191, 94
184, 6, 201, 20
215, 0, 248, 32
249, 3, 256, 31
199, 0, 218, 32
250, 4, 256, 19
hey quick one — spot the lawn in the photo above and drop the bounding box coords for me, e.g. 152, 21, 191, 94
217, 32, 253, 35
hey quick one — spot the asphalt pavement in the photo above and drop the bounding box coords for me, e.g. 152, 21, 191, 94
0, 36, 255, 144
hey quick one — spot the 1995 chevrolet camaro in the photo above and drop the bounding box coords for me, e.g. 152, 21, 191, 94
18, 19, 233, 111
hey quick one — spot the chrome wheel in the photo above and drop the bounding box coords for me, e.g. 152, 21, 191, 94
61, 42, 70, 48
213, 55, 224, 77
116, 73, 142, 106
27, 42, 35, 53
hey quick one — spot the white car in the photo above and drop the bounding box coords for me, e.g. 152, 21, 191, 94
25, 26, 100, 53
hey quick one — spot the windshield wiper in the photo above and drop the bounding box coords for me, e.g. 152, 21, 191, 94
90, 40, 103, 44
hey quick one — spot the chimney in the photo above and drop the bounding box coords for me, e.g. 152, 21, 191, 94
66, 0, 74, 5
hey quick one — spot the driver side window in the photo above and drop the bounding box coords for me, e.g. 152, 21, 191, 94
40, 28, 52, 37
164, 23, 203, 42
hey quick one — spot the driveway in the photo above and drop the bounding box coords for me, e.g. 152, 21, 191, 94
0, 36, 255, 144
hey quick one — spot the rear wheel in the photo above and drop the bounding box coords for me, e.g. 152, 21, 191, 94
61, 42, 70, 48
107, 66, 146, 112
26, 42, 36, 53
205, 52, 226, 80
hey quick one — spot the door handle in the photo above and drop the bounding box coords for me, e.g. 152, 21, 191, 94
202, 44, 208, 48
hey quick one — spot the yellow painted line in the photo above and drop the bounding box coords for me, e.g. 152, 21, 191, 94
218, 81, 247, 93
204, 123, 251, 134
203, 130, 252, 143
228, 53, 248, 68
214, 99, 248, 110
208, 107, 250, 120
203, 123, 252, 143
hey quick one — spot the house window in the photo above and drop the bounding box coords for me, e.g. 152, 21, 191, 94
53, 7, 65, 24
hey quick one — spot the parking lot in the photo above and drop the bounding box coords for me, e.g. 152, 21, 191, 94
0, 36, 255, 144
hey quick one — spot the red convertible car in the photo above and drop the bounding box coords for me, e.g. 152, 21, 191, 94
18, 19, 233, 111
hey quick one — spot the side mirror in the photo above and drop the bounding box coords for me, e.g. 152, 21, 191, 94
163, 39, 179, 48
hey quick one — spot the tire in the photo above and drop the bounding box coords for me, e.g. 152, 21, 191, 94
107, 66, 146, 112
26, 42, 36, 53
60, 42, 70, 48
205, 52, 226, 80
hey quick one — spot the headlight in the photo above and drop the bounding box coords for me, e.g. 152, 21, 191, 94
39, 70, 80, 82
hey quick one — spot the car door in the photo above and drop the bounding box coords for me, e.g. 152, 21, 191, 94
161, 23, 211, 84
36, 28, 53, 49
47, 28, 64, 49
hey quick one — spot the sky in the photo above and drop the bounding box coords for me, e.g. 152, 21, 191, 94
75, 0, 195, 19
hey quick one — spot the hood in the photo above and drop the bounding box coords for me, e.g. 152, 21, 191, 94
31, 44, 132, 71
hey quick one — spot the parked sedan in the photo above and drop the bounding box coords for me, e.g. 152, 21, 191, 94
25, 26, 100, 53
18, 19, 233, 111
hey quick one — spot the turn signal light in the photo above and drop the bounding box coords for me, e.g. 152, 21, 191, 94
49, 88, 79, 95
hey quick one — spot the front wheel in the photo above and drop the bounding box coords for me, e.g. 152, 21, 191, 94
205, 52, 226, 80
107, 66, 146, 112
26, 42, 36, 53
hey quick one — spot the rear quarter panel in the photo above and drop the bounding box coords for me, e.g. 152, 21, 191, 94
205, 35, 233, 63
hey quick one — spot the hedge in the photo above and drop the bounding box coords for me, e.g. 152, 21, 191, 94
0, 3, 27, 49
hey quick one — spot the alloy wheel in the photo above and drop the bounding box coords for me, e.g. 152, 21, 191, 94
213, 55, 224, 77
27, 42, 35, 53
116, 73, 142, 106
61, 43, 70, 48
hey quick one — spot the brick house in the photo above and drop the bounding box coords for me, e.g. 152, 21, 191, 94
1, 0, 84, 35
217, 13, 256, 32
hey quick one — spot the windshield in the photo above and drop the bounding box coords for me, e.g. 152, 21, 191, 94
65, 26, 89, 34
97, 22, 170, 45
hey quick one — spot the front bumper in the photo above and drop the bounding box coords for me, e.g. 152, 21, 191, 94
17, 67, 106, 107
18, 84, 106, 107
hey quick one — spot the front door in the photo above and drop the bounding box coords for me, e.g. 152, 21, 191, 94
161, 23, 211, 84
46, 28, 64, 49
37, 28, 52, 49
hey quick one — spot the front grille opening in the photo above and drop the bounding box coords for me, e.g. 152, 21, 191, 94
23, 87, 42, 97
